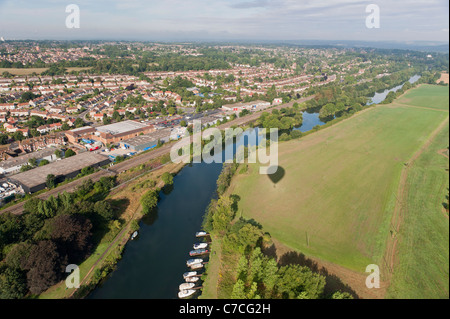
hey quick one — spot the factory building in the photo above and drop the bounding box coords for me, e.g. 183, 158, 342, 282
120, 128, 172, 152
9, 152, 111, 194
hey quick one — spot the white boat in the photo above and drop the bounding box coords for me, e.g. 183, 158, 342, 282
193, 243, 208, 250
131, 231, 138, 240
183, 271, 197, 279
195, 231, 209, 237
178, 289, 196, 299
185, 276, 200, 283
186, 259, 203, 267
179, 282, 195, 291
189, 263, 204, 270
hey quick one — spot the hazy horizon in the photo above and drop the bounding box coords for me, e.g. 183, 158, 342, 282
0, 0, 448, 43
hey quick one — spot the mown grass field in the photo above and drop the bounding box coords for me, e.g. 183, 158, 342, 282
397, 84, 449, 110
230, 85, 449, 279
387, 121, 449, 299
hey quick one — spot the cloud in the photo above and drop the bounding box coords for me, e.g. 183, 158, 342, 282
0, 0, 448, 42
230, 0, 270, 9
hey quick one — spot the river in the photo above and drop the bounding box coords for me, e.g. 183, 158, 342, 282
88, 130, 261, 299
367, 74, 421, 105
88, 74, 420, 299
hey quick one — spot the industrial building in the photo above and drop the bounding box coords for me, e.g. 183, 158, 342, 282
9, 152, 111, 193
93, 120, 154, 144
0, 147, 61, 176
65, 126, 96, 144
65, 120, 154, 146
120, 128, 172, 152
221, 100, 271, 113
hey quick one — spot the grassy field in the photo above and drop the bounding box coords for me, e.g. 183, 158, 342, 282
0, 68, 49, 75
386, 121, 449, 299
229, 85, 449, 280
397, 84, 449, 110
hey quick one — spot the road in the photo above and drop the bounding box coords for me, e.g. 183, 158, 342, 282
0, 96, 314, 216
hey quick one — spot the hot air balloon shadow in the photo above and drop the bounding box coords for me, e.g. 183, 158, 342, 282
267, 166, 285, 187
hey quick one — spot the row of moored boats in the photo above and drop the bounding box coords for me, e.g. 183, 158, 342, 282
178, 231, 210, 299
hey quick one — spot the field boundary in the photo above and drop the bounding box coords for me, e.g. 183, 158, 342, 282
382, 115, 449, 283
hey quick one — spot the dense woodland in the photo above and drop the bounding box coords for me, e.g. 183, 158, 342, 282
0, 176, 117, 298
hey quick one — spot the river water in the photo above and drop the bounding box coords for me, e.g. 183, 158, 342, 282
88, 74, 420, 299
367, 74, 421, 105
88, 130, 261, 299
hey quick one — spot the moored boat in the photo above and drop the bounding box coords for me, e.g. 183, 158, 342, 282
183, 271, 197, 279
189, 263, 204, 270
185, 276, 200, 283
189, 249, 209, 256
195, 231, 209, 237
186, 259, 203, 267
178, 289, 196, 299
193, 243, 208, 250
179, 282, 195, 291
131, 231, 138, 240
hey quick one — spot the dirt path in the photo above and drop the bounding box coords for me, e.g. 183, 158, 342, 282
382, 116, 449, 288
394, 102, 449, 113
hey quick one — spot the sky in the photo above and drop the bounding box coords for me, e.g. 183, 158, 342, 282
0, 0, 448, 43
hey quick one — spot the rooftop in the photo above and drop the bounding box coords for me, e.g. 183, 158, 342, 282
9, 152, 111, 189
96, 120, 150, 136
0, 147, 60, 170
122, 128, 172, 147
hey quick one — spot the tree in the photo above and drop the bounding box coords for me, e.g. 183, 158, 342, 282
231, 279, 247, 299
168, 107, 177, 115
161, 172, 173, 186
54, 149, 62, 158
331, 291, 353, 299
0, 267, 28, 299
50, 214, 93, 263
74, 118, 84, 128
276, 264, 326, 299
28, 158, 38, 167
0, 134, 8, 145
64, 149, 76, 158
13, 131, 25, 142
140, 189, 159, 215
46, 174, 56, 189
94, 201, 115, 221
23, 240, 66, 295
212, 196, 235, 232
38, 159, 49, 166
20, 164, 33, 172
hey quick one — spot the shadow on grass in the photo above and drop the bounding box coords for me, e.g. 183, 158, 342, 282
262, 246, 360, 299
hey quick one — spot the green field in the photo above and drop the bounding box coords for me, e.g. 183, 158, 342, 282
231, 85, 449, 281
397, 84, 449, 110
387, 122, 449, 299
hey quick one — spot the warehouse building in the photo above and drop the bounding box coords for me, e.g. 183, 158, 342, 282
9, 152, 111, 193
120, 128, 172, 152
65, 126, 97, 144
93, 120, 154, 145
0, 147, 61, 176
65, 121, 155, 146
